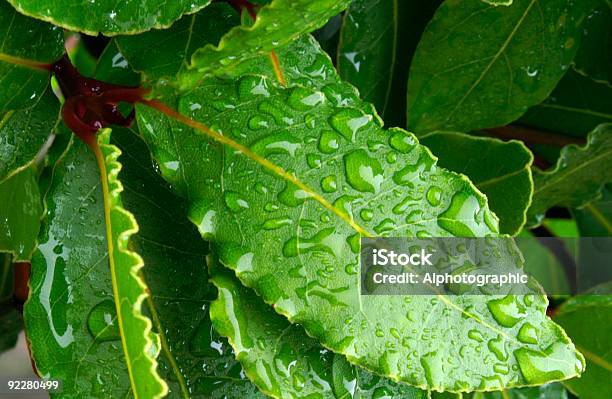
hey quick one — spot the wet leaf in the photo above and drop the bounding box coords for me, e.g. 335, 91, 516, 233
527, 124, 612, 227
555, 296, 612, 399
0, 2, 63, 111
519, 69, 612, 138
464, 383, 568, 398
420, 132, 533, 235
407, 0, 594, 133
24, 126, 268, 397
209, 255, 426, 399
337, 0, 442, 126
117, 3, 240, 83
0, 90, 59, 182
114, 128, 265, 398
0, 167, 42, 261
6, 0, 212, 36
573, 184, 612, 236
573, 0, 612, 86
24, 131, 167, 398
176, 0, 352, 90
136, 37, 584, 391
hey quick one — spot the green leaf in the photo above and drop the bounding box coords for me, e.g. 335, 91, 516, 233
93, 41, 141, 87
555, 296, 612, 399
420, 132, 533, 235
113, 127, 266, 398
465, 383, 568, 398
519, 69, 612, 138
24, 132, 166, 398
0, 1, 63, 111
0, 167, 42, 261
515, 231, 571, 296
6, 0, 212, 36
136, 37, 584, 391
25, 126, 267, 397
527, 124, 612, 227
573, 184, 612, 236
337, 0, 442, 126
209, 255, 426, 399
116, 3, 240, 83
176, 0, 352, 90
573, 0, 612, 86
0, 90, 59, 182
407, 0, 593, 134
96, 129, 168, 398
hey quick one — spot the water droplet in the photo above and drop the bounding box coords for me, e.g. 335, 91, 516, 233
87, 300, 119, 342
388, 129, 417, 153
360, 208, 373, 221
238, 76, 270, 98
514, 342, 584, 384
517, 323, 538, 344
468, 329, 484, 342
487, 295, 526, 328
321, 175, 338, 193
250, 133, 302, 157
344, 150, 384, 193
488, 334, 508, 361
278, 183, 312, 207
426, 186, 442, 206
329, 109, 372, 141
224, 191, 249, 212
307, 154, 322, 169
318, 130, 342, 154
287, 87, 325, 111
262, 217, 292, 230
247, 115, 269, 130
437, 191, 487, 237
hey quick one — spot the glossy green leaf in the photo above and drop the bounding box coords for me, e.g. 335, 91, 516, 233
466, 383, 568, 398
117, 3, 240, 83
573, 0, 612, 86
25, 135, 132, 397
407, 0, 593, 134
0, 1, 63, 111
113, 128, 266, 398
136, 37, 584, 391
515, 231, 571, 296
93, 41, 141, 87
176, 0, 352, 90
527, 124, 612, 227
0, 167, 42, 261
6, 0, 212, 36
209, 255, 426, 399
25, 126, 268, 397
96, 129, 168, 398
555, 296, 612, 399
519, 69, 612, 138
573, 184, 612, 236
24, 131, 166, 398
337, 0, 442, 126
420, 132, 533, 235
0, 90, 59, 182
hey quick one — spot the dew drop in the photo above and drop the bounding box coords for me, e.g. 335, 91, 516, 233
87, 300, 120, 342
315, 175, 336, 194
344, 150, 384, 193
224, 191, 249, 212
